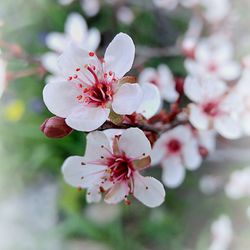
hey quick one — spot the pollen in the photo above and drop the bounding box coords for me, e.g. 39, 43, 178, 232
89, 51, 95, 57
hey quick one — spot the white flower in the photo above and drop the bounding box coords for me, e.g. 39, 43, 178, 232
153, 0, 179, 10
139, 65, 179, 103
62, 128, 166, 207
225, 166, 250, 199
116, 6, 135, 25
42, 13, 100, 82
0, 57, 6, 98
184, 76, 243, 139
209, 215, 233, 250
180, 0, 199, 8
199, 175, 222, 195
151, 125, 202, 188
43, 33, 146, 132
185, 35, 240, 81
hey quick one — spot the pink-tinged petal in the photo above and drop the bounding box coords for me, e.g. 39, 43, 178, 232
162, 156, 185, 188
66, 106, 110, 132
138, 67, 157, 83
150, 138, 166, 165
45, 32, 68, 53
61, 156, 107, 188
43, 81, 79, 118
81, 0, 100, 17
158, 64, 179, 102
41, 52, 60, 75
182, 139, 202, 170
112, 83, 143, 115
84, 131, 112, 162
189, 104, 210, 130
137, 83, 161, 119
86, 186, 102, 203
104, 181, 129, 204
133, 173, 165, 208
104, 33, 135, 78
118, 128, 151, 159
214, 116, 242, 139
164, 125, 192, 144
65, 13, 87, 44
87, 28, 101, 51
219, 62, 241, 81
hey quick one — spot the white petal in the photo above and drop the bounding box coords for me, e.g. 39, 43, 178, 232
43, 81, 79, 117
45, 32, 68, 52
133, 173, 165, 208
65, 13, 87, 44
112, 83, 143, 115
104, 33, 135, 78
86, 28, 101, 51
214, 116, 242, 139
189, 104, 210, 130
118, 128, 151, 159
198, 130, 217, 152
139, 67, 157, 83
62, 156, 107, 188
218, 62, 241, 81
84, 131, 112, 162
150, 138, 166, 166
184, 76, 204, 103
137, 83, 161, 119
66, 106, 110, 132
41, 52, 60, 75
86, 186, 102, 203
162, 156, 186, 188
182, 139, 202, 170
81, 0, 100, 17
104, 181, 129, 204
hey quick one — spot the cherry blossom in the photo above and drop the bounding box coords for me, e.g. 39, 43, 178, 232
153, 0, 179, 10
0, 57, 6, 98
139, 65, 179, 103
209, 215, 233, 250
43, 33, 147, 132
225, 166, 250, 199
185, 35, 241, 81
151, 125, 202, 188
184, 76, 243, 139
62, 128, 166, 207
41, 12, 100, 82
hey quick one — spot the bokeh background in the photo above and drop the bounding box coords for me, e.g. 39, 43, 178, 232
0, 0, 250, 249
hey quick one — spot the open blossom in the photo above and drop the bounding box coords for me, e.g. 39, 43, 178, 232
41, 13, 100, 82
151, 125, 202, 188
185, 35, 240, 81
225, 166, 250, 199
209, 215, 233, 250
139, 65, 179, 103
184, 76, 243, 139
43, 33, 149, 132
62, 128, 166, 207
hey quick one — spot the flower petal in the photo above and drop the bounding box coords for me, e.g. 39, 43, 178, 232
45, 32, 68, 52
162, 156, 186, 188
189, 103, 210, 130
87, 28, 101, 51
104, 33, 135, 78
219, 62, 241, 81
104, 181, 129, 204
112, 83, 143, 115
84, 131, 112, 162
43, 81, 79, 117
86, 186, 102, 203
66, 106, 110, 132
133, 173, 165, 208
118, 128, 151, 159
81, 0, 100, 17
62, 156, 107, 188
41, 52, 60, 75
137, 82, 161, 119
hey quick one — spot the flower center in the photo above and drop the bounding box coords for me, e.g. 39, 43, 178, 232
167, 139, 182, 154
208, 62, 218, 73
202, 101, 219, 117
107, 155, 134, 182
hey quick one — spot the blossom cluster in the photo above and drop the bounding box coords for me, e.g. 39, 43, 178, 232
39, 0, 250, 210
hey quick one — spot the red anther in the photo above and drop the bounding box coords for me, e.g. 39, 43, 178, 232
92, 66, 96, 70
104, 73, 108, 78
125, 199, 131, 205
76, 68, 80, 72
77, 187, 82, 192
100, 186, 105, 193
68, 76, 73, 81
109, 71, 113, 76
78, 84, 83, 88
77, 95, 82, 100
74, 74, 78, 79
83, 88, 89, 93
97, 83, 103, 89
89, 51, 95, 57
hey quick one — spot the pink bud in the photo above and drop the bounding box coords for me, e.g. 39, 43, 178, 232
41, 116, 73, 138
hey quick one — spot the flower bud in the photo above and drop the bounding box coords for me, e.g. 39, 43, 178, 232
41, 116, 73, 138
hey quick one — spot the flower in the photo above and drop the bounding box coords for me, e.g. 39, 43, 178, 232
41, 12, 100, 82
225, 166, 250, 199
151, 125, 202, 188
43, 33, 145, 132
62, 128, 166, 207
153, 0, 179, 10
184, 76, 243, 139
139, 65, 179, 103
0, 57, 6, 98
209, 215, 233, 250
185, 35, 240, 81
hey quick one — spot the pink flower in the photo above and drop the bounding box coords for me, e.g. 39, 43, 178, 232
62, 128, 166, 207
43, 33, 145, 132
151, 125, 202, 188
185, 35, 241, 81
184, 76, 243, 139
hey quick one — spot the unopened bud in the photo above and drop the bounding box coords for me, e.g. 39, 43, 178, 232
40, 116, 73, 138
